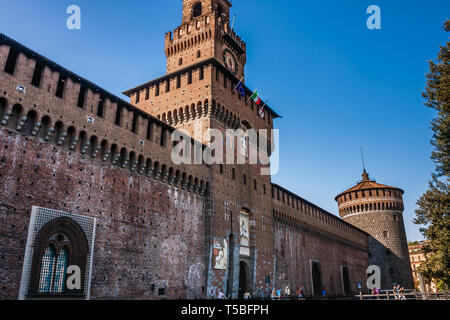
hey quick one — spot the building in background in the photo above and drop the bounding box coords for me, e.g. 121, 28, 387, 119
408, 241, 438, 293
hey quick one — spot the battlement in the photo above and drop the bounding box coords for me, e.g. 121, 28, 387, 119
0, 34, 210, 196
165, 12, 246, 56
271, 183, 369, 250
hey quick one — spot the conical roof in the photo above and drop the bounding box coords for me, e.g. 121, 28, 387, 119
335, 170, 403, 200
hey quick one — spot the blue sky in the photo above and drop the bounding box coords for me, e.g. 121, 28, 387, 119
1, 0, 449, 242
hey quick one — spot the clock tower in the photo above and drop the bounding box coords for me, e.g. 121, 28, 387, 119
124, 0, 279, 299
165, 0, 246, 81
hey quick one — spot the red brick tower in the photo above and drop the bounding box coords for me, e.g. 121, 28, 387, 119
124, 0, 280, 299
335, 170, 414, 289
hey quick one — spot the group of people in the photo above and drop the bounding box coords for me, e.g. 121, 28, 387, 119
392, 284, 407, 300
270, 286, 291, 300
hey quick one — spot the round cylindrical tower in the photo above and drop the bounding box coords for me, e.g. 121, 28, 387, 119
335, 170, 414, 289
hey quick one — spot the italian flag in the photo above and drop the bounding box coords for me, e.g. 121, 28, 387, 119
251, 90, 261, 106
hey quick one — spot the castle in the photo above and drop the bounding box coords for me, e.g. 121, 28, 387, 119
0, 0, 412, 299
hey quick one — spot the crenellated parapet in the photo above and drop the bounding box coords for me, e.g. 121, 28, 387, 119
0, 34, 210, 197
271, 183, 369, 250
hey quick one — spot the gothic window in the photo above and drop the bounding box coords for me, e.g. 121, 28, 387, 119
179, 58, 183, 66
27, 216, 89, 299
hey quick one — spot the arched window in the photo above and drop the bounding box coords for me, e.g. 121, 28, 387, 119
192, 3, 202, 18
27, 217, 89, 299
179, 58, 183, 66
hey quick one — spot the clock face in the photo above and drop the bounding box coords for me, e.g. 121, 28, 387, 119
223, 48, 238, 75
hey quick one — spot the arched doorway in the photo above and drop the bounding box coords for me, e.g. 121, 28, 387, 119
238, 261, 249, 299
311, 261, 322, 297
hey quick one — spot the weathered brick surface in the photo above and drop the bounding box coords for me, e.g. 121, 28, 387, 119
0, 128, 207, 299
0, 0, 375, 300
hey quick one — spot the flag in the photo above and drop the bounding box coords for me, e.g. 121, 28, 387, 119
251, 90, 261, 105
235, 80, 245, 98
258, 104, 265, 118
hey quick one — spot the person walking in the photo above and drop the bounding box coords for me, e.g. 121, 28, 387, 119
297, 286, 304, 300
400, 286, 406, 300
284, 286, 291, 300
395, 285, 401, 300
393, 285, 398, 299
218, 289, 227, 299
321, 288, 327, 300
271, 288, 277, 300
244, 291, 251, 300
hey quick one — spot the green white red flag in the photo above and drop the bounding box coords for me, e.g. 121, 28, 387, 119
251, 90, 261, 106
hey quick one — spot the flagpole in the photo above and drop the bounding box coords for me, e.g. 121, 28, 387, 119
247, 88, 257, 103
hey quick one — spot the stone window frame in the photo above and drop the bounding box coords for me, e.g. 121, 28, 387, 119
26, 217, 89, 299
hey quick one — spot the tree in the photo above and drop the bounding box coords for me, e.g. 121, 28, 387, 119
414, 20, 450, 289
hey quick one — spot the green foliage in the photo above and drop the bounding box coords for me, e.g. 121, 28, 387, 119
414, 20, 450, 289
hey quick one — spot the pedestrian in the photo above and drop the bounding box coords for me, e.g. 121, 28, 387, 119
218, 289, 227, 300
395, 285, 401, 300
276, 288, 282, 299
285, 286, 291, 300
271, 288, 277, 300
297, 286, 304, 300
393, 285, 398, 299
400, 286, 406, 300
321, 288, 327, 300
244, 291, 251, 300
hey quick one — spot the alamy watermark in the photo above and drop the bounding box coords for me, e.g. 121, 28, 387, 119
170, 120, 279, 176
66, 5, 81, 30
366, 5, 381, 30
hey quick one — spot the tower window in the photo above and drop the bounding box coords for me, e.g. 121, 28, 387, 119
97, 97, 104, 118
383, 231, 388, 238
31, 61, 44, 87
188, 71, 192, 84
77, 86, 86, 108
176, 75, 181, 88
197, 50, 201, 58
131, 112, 138, 134
192, 3, 202, 18
179, 58, 183, 66
166, 79, 170, 92
114, 104, 122, 126
146, 119, 152, 141
55, 75, 66, 98
4, 48, 19, 75
199, 66, 204, 80
135, 91, 140, 103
